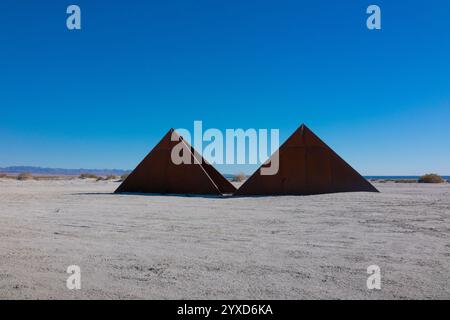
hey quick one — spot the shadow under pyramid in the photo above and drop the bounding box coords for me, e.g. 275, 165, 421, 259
234, 124, 379, 196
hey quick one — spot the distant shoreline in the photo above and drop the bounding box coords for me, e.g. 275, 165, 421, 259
0, 166, 448, 181
365, 175, 450, 180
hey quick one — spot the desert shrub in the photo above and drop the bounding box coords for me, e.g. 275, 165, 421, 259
79, 173, 99, 179
232, 172, 247, 182
34, 175, 55, 181
393, 179, 417, 183
418, 173, 445, 184
17, 173, 33, 181
105, 175, 118, 180
119, 173, 129, 181
0, 173, 6, 178
96, 176, 105, 181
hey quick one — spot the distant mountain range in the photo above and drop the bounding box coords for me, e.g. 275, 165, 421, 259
0, 166, 237, 179
0, 166, 130, 176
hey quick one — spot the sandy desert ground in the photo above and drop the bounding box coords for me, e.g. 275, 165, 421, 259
0, 178, 449, 299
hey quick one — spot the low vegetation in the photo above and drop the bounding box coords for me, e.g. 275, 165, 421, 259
95, 175, 119, 182
17, 173, 34, 181
119, 173, 129, 182
79, 173, 99, 179
0, 173, 6, 178
393, 179, 417, 183
232, 172, 247, 182
376, 179, 417, 183
418, 173, 445, 184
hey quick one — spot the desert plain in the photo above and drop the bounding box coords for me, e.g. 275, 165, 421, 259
0, 178, 449, 299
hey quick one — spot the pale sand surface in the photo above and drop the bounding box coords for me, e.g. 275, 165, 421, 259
0, 179, 449, 299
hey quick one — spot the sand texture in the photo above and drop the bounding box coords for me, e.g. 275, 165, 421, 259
0, 179, 449, 299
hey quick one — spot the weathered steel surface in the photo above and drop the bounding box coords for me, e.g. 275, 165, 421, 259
115, 129, 236, 195
235, 124, 379, 196
191, 147, 236, 194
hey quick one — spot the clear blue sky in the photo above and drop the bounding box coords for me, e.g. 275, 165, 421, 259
1, 0, 449, 175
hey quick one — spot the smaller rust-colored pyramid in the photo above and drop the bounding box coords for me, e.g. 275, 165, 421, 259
115, 129, 236, 195
235, 124, 378, 196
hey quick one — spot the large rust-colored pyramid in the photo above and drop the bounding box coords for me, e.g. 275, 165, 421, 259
115, 129, 236, 195
235, 124, 378, 196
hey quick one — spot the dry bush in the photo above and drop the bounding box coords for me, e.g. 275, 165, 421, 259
232, 172, 247, 182
0, 173, 6, 178
119, 173, 129, 182
418, 173, 445, 184
105, 175, 118, 180
393, 179, 417, 183
79, 173, 99, 179
17, 173, 34, 181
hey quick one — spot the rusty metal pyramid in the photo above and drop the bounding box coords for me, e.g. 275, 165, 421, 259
235, 124, 378, 196
115, 129, 236, 195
